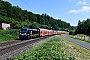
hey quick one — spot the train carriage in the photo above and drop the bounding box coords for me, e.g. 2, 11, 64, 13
57, 31, 61, 35
53, 30, 57, 35
39, 28, 48, 36
48, 30, 53, 35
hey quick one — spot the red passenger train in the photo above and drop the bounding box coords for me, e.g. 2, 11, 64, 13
19, 28, 66, 39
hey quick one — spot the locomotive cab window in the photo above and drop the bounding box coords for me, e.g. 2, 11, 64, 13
20, 28, 27, 32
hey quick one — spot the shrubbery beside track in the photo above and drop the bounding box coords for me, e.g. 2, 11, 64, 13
0, 29, 19, 43
10, 36, 75, 60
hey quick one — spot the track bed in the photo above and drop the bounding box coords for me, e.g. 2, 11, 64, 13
0, 36, 52, 60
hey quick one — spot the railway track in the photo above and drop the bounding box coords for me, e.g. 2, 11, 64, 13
0, 40, 22, 50
0, 36, 52, 60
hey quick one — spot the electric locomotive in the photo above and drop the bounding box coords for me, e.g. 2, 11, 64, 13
19, 28, 39, 39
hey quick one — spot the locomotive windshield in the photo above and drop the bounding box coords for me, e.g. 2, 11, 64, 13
20, 28, 28, 32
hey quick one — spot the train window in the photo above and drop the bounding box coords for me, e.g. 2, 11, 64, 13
20, 28, 27, 32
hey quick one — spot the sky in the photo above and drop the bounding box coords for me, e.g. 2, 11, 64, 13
3, 0, 90, 26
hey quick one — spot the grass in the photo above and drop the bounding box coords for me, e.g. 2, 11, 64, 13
0, 29, 19, 43
68, 35, 90, 44
9, 35, 75, 60
62, 36, 90, 60
74, 38, 90, 44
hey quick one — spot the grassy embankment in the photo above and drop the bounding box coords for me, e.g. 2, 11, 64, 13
0, 29, 19, 43
68, 34, 90, 44
9, 36, 75, 60
62, 36, 90, 60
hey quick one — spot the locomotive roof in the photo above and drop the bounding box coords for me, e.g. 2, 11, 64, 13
20, 28, 30, 30
20, 28, 39, 31
29, 29, 39, 31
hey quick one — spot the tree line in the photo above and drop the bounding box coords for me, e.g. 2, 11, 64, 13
0, 0, 76, 31
75, 19, 90, 36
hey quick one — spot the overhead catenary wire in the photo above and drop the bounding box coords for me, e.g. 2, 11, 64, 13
22, 0, 33, 11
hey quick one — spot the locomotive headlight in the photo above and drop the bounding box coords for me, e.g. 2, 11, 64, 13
20, 33, 26, 35
24, 33, 26, 34
20, 33, 21, 34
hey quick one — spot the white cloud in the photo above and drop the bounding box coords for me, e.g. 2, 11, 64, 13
68, 10, 78, 13
76, 1, 88, 5
68, 6, 90, 13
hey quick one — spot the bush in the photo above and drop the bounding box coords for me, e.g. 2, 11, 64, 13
10, 36, 76, 60
0, 29, 19, 42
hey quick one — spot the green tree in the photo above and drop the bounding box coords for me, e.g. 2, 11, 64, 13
0, 0, 75, 31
